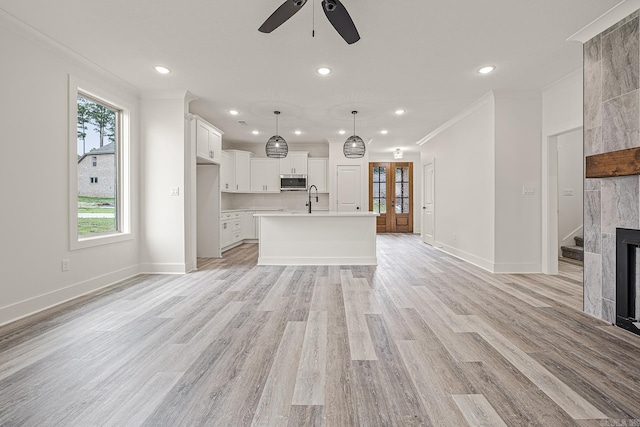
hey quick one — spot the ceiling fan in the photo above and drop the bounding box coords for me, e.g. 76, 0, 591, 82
259, 0, 360, 45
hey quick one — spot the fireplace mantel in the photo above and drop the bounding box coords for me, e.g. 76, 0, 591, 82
586, 147, 640, 178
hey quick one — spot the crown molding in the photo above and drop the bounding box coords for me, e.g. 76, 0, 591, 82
416, 92, 495, 146
542, 68, 582, 94
567, 0, 640, 43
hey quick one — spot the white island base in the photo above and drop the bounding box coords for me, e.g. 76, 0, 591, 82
255, 211, 379, 266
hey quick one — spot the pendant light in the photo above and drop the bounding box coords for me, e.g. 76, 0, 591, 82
265, 111, 288, 158
343, 111, 366, 158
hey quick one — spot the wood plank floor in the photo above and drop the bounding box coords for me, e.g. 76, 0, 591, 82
1, 234, 640, 426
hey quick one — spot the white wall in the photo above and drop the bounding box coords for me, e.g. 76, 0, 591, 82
557, 128, 583, 251
494, 94, 542, 273
0, 17, 140, 325
541, 69, 583, 273
369, 151, 422, 234
139, 93, 189, 273
420, 95, 496, 270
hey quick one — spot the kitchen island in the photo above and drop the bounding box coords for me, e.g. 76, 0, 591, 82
254, 211, 379, 265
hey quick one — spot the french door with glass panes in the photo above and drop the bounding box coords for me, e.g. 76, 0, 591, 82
369, 162, 413, 233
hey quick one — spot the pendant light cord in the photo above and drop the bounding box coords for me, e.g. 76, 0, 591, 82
352, 111, 357, 136
312, 0, 315, 37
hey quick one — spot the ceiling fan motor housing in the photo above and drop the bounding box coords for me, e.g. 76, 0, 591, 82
324, 0, 337, 12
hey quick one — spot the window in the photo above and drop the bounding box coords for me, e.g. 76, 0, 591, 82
395, 166, 409, 213
372, 166, 387, 213
69, 75, 132, 249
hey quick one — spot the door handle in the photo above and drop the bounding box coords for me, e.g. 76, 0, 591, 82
356, 206, 360, 210
423, 207, 426, 209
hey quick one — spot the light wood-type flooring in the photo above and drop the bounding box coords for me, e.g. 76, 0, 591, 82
1, 234, 640, 426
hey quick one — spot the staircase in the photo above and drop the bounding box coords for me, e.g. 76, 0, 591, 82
561, 236, 583, 262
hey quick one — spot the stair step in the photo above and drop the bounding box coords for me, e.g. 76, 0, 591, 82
574, 236, 584, 247
561, 245, 584, 261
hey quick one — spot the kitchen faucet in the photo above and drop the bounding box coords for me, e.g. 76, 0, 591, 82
306, 185, 318, 213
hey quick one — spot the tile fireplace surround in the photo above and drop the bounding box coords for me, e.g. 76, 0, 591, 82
584, 9, 640, 324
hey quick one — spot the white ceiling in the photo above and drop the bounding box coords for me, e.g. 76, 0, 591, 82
0, 0, 623, 153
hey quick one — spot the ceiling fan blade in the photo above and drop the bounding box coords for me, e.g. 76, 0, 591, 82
322, 0, 360, 44
259, 0, 307, 33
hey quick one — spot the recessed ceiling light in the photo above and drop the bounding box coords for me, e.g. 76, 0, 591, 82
380, 130, 388, 135
154, 65, 171, 74
294, 130, 302, 135
229, 110, 239, 115
394, 109, 405, 115
339, 130, 346, 135
478, 65, 496, 75
317, 67, 332, 75
252, 130, 260, 135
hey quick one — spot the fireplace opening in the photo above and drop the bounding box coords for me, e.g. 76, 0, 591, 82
615, 228, 640, 336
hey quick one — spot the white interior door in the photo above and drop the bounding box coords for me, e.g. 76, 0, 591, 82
337, 165, 361, 212
422, 161, 435, 245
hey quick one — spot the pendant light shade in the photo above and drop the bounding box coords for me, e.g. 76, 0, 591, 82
266, 111, 288, 158
343, 111, 366, 158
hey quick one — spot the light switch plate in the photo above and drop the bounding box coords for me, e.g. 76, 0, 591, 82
563, 188, 574, 196
522, 186, 535, 196
169, 187, 180, 196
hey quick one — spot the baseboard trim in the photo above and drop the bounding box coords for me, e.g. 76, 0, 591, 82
0, 264, 140, 327
434, 242, 495, 272
138, 263, 186, 274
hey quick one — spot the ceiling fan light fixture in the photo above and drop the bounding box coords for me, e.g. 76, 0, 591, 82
266, 111, 289, 158
343, 111, 366, 158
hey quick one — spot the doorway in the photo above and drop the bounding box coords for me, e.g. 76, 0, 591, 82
337, 165, 362, 212
369, 162, 413, 233
543, 126, 583, 274
422, 160, 435, 245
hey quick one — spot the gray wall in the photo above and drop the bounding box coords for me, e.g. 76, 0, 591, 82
584, 10, 640, 322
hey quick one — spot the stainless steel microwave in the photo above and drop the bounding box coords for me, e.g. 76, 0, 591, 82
280, 174, 307, 191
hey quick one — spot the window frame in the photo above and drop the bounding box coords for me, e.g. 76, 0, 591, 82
69, 75, 132, 250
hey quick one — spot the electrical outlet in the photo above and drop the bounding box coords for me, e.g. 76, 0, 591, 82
61, 259, 70, 272
522, 186, 535, 196
169, 186, 180, 196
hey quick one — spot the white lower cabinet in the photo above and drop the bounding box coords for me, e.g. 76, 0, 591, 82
221, 212, 242, 250
242, 211, 257, 240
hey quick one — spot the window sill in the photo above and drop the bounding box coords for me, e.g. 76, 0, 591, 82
71, 231, 133, 251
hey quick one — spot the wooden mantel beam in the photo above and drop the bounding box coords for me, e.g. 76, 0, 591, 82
586, 147, 640, 178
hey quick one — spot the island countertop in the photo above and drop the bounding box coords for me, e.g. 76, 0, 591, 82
255, 211, 379, 265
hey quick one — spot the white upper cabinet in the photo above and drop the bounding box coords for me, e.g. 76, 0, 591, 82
251, 159, 280, 192
221, 151, 234, 192
234, 151, 252, 192
279, 151, 308, 175
222, 150, 253, 193
193, 116, 223, 164
307, 158, 328, 193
